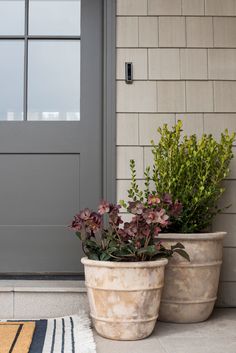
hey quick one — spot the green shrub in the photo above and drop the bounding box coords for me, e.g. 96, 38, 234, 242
127, 120, 235, 233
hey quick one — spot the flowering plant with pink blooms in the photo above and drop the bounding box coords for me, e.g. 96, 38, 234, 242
70, 198, 189, 262
120, 159, 183, 233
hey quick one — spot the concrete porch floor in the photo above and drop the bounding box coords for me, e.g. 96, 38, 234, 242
94, 309, 236, 353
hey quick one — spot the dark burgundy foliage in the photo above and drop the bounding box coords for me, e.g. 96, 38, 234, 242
70, 195, 189, 262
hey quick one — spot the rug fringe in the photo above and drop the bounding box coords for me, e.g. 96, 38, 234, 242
73, 312, 97, 353
1, 313, 97, 353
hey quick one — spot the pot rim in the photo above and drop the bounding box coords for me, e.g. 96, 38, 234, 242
81, 257, 168, 268
158, 231, 226, 240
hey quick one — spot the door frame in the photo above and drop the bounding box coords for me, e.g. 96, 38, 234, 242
103, 0, 116, 204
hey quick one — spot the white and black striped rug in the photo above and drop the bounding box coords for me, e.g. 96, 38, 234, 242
0, 314, 96, 353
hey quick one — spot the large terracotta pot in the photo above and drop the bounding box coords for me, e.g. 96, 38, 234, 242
81, 257, 168, 340
158, 232, 226, 323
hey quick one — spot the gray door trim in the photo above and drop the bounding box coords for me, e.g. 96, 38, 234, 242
103, 0, 116, 204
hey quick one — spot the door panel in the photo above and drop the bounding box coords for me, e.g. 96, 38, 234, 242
0, 227, 80, 272
0, 154, 80, 224
0, 0, 103, 273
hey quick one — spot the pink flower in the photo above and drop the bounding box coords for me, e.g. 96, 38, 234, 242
148, 194, 161, 206
90, 212, 102, 231
143, 210, 158, 224
163, 193, 172, 205
128, 201, 144, 215
155, 209, 169, 226
153, 226, 161, 237
110, 214, 123, 227
141, 225, 150, 237
79, 208, 92, 220
109, 204, 123, 227
70, 216, 83, 231
123, 222, 138, 237
143, 209, 169, 226
98, 201, 111, 215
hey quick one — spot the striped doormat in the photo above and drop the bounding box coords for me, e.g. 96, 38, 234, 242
0, 315, 96, 353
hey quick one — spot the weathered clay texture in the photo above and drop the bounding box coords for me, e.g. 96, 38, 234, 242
158, 232, 226, 323
81, 258, 168, 340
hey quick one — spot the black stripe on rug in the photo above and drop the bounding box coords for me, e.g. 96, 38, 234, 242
29, 320, 47, 353
61, 318, 65, 353
9, 324, 23, 353
70, 317, 75, 353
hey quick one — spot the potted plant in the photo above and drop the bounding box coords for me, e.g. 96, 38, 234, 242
70, 198, 188, 340
125, 121, 235, 323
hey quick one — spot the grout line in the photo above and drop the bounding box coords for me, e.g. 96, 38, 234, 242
143, 146, 145, 173
117, 46, 236, 49
157, 16, 160, 47
156, 16, 159, 47
118, 176, 234, 181
184, 16, 187, 47
179, 48, 182, 79
138, 113, 140, 145
207, 48, 209, 80
115, 15, 236, 18
212, 16, 215, 47
116, 111, 236, 115
203, 113, 205, 133
184, 80, 187, 112
212, 80, 215, 112
117, 78, 236, 82
156, 81, 159, 112
137, 16, 140, 47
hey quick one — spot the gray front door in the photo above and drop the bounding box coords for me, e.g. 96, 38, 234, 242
0, 0, 103, 274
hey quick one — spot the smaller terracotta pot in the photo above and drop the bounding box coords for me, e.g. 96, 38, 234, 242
81, 257, 168, 340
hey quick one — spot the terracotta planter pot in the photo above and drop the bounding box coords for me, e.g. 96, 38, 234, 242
158, 232, 226, 323
81, 257, 168, 340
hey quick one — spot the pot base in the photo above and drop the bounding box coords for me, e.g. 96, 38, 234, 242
159, 301, 215, 323
93, 318, 156, 340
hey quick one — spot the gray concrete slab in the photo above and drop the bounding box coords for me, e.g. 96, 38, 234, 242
94, 309, 236, 353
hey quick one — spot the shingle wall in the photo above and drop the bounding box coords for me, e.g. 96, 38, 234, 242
116, 0, 236, 306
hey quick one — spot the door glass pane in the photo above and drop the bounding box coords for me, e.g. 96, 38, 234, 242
29, 0, 81, 36
0, 41, 24, 121
28, 41, 80, 121
0, 0, 25, 35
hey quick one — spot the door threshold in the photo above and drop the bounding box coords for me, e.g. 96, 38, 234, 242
0, 274, 85, 281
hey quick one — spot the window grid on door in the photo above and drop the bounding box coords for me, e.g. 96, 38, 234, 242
0, 0, 81, 121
